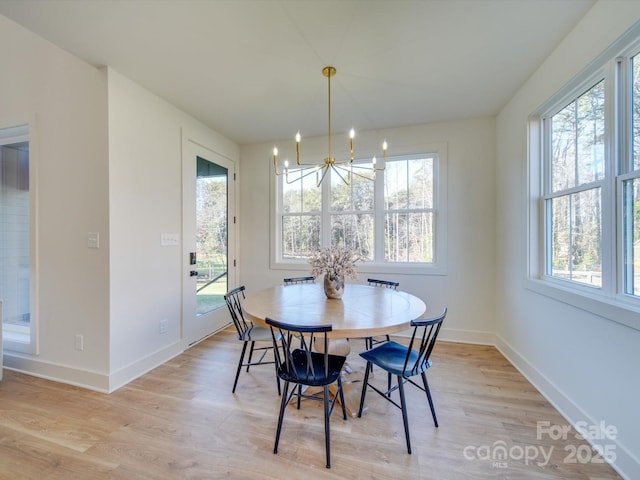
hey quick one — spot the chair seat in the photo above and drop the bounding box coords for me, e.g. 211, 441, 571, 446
360, 341, 432, 377
239, 325, 273, 342
278, 349, 345, 387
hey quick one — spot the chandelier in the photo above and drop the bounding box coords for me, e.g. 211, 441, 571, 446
272, 66, 387, 186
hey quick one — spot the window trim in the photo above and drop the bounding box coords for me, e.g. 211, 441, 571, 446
527, 23, 640, 331
270, 142, 448, 276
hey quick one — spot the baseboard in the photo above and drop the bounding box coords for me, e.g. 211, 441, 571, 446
2, 339, 186, 394
107, 340, 185, 392
438, 327, 496, 345
495, 335, 639, 480
391, 326, 495, 345
3, 352, 111, 392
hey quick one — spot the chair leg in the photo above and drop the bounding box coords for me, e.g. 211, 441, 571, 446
297, 384, 302, 409
422, 372, 438, 427
246, 341, 256, 372
323, 384, 331, 468
337, 377, 347, 420
274, 381, 290, 454
273, 355, 281, 396
397, 375, 412, 454
232, 341, 248, 393
357, 362, 372, 417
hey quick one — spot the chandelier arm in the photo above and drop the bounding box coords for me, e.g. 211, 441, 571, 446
315, 165, 331, 187
285, 165, 324, 184
346, 165, 376, 182
332, 157, 353, 166
331, 165, 352, 186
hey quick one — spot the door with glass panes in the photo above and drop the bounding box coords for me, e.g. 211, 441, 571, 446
183, 139, 235, 345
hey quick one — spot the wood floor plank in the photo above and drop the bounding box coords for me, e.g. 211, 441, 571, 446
0, 326, 623, 479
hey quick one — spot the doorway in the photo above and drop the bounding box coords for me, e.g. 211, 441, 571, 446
183, 138, 235, 345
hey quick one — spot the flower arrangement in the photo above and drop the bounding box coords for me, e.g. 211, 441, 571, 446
309, 246, 360, 280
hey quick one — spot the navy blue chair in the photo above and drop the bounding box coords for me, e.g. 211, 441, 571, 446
367, 278, 400, 289
266, 318, 347, 469
283, 276, 315, 285
365, 278, 400, 349
224, 286, 281, 395
357, 308, 447, 454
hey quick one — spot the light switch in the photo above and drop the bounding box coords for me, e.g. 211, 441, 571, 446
87, 232, 99, 249
160, 233, 179, 246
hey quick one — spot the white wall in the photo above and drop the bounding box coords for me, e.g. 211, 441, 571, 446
0, 15, 239, 392
0, 15, 110, 386
496, 2, 640, 478
107, 68, 238, 390
239, 116, 497, 344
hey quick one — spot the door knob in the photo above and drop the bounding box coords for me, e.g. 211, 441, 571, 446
190, 270, 198, 277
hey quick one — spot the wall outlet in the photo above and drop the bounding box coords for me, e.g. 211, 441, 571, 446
87, 232, 99, 249
159, 319, 168, 334
74, 334, 84, 351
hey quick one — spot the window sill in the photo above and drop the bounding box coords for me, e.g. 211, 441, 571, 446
526, 278, 640, 332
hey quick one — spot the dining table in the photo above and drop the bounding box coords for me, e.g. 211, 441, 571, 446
242, 282, 426, 339
242, 282, 426, 416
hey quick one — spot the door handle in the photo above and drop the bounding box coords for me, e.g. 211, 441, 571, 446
190, 270, 198, 277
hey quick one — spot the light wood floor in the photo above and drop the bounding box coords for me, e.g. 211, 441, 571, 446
0, 326, 622, 479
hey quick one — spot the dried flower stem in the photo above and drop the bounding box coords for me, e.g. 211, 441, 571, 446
309, 247, 360, 280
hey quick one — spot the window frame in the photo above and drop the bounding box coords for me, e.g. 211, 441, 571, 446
527, 25, 640, 331
271, 143, 448, 276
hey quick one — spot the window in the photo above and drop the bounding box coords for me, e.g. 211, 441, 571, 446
274, 148, 447, 275
529, 27, 640, 329
621, 51, 640, 297
544, 81, 605, 287
1, 123, 37, 352
384, 156, 435, 263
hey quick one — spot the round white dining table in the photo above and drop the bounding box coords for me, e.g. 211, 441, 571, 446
242, 283, 426, 339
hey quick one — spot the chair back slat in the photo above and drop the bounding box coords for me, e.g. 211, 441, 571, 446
403, 308, 447, 376
224, 285, 252, 338
283, 276, 316, 285
367, 278, 399, 290
266, 318, 334, 384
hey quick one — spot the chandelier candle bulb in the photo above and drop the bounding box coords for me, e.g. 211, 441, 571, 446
349, 128, 355, 161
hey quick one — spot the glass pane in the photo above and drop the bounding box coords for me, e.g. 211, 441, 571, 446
384, 212, 434, 262
550, 189, 601, 287
196, 158, 227, 315
550, 196, 570, 279
282, 170, 320, 213
384, 160, 408, 210
551, 81, 605, 191
623, 178, 640, 296
330, 213, 374, 260
407, 157, 434, 209
0, 128, 30, 330
282, 215, 320, 259
330, 167, 374, 212
632, 54, 640, 171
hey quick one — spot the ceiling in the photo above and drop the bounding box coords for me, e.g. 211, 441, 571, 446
0, 0, 595, 145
